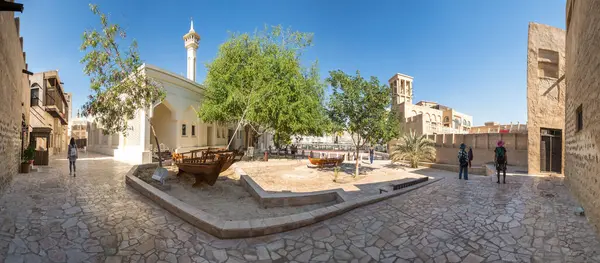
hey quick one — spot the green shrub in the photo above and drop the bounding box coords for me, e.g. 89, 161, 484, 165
22, 145, 35, 163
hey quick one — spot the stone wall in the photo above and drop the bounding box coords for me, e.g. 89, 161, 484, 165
429, 133, 528, 167
0, 11, 27, 189
526, 23, 566, 174
564, 0, 600, 234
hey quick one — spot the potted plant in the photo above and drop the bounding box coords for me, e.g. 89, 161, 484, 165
21, 145, 35, 173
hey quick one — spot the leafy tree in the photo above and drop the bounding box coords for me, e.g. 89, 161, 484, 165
80, 4, 166, 166
371, 109, 403, 147
199, 25, 327, 149
390, 131, 436, 168
327, 70, 396, 177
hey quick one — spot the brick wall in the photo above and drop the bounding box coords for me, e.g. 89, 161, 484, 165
564, 0, 600, 234
429, 133, 528, 167
0, 11, 27, 190
526, 23, 566, 175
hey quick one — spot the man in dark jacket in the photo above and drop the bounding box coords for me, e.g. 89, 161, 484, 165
495, 140, 508, 184
457, 143, 469, 180
468, 147, 473, 168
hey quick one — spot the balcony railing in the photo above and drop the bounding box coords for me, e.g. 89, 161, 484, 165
44, 89, 68, 124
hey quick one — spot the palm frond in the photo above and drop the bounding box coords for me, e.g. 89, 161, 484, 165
390, 131, 436, 168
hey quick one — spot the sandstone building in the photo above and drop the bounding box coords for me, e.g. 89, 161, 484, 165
0, 4, 32, 188
29, 71, 71, 165
389, 73, 473, 136
70, 112, 90, 148
564, 0, 600, 234
526, 23, 566, 175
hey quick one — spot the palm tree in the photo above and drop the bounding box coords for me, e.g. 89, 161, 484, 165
390, 131, 436, 168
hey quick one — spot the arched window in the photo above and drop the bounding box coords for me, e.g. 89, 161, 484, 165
444, 116, 449, 123
30, 83, 41, 106
468, 121, 471, 126
463, 119, 467, 126
454, 119, 460, 129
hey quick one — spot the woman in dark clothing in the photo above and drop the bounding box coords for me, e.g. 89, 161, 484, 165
67, 138, 78, 176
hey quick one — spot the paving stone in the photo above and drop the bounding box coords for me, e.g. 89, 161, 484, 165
364, 246, 380, 260
105, 256, 122, 263
295, 249, 312, 263
23, 254, 42, 263
312, 227, 331, 240
66, 249, 89, 263
496, 215, 512, 223
4, 255, 24, 263
446, 251, 461, 263
396, 248, 417, 259
334, 249, 354, 260
48, 249, 66, 262
178, 254, 192, 263
462, 253, 485, 263
135, 238, 155, 254
430, 229, 450, 240
174, 229, 191, 242
62, 217, 79, 229
212, 249, 228, 262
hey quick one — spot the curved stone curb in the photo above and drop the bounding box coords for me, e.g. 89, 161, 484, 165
125, 164, 443, 239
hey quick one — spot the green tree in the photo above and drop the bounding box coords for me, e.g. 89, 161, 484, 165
327, 70, 396, 177
80, 4, 166, 166
371, 109, 403, 146
199, 25, 327, 149
390, 131, 436, 168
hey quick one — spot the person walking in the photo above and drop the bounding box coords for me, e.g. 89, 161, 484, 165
68, 138, 78, 177
495, 140, 508, 184
369, 147, 374, 164
468, 147, 474, 168
458, 143, 469, 180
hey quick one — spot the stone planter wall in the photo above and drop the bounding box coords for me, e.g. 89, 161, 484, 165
126, 164, 442, 238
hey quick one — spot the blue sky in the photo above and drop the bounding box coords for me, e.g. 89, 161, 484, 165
18, 0, 566, 126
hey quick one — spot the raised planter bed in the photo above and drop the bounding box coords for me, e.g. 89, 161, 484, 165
126, 163, 442, 239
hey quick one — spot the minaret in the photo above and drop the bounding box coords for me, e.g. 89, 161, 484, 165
183, 19, 200, 82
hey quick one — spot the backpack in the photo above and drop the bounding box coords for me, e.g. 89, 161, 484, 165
69, 146, 77, 157
459, 151, 468, 166
496, 147, 506, 163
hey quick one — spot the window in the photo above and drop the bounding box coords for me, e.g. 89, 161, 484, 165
30, 88, 39, 106
538, 49, 559, 79
463, 119, 467, 126
576, 104, 583, 132
444, 116, 449, 123
182, 124, 187, 136
216, 128, 220, 138
192, 125, 196, 136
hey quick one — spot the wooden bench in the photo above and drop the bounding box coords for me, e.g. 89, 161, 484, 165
379, 177, 429, 194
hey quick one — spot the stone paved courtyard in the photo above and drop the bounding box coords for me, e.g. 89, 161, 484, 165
0, 152, 599, 263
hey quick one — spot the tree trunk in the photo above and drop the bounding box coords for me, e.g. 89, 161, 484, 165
150, 123, 162, 167
354, 146, 360, 177
244, 125, 250, 149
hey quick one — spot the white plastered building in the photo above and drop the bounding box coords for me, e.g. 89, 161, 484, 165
87, 21, 273, 164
